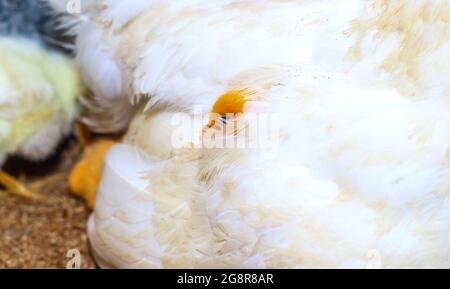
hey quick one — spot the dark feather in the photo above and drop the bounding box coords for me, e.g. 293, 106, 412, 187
0, 0, 74, 52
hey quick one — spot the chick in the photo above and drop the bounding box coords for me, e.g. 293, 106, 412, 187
65, 0, 450, 268
69, 138, 116, 209
0, 0, 82, 198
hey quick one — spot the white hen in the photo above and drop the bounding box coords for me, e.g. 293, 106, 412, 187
65, 0, 450, 268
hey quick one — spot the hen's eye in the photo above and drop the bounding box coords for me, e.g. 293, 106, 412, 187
219, 115, 228, 124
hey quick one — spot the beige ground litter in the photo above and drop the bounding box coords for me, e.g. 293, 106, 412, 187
0, 139, 97, 268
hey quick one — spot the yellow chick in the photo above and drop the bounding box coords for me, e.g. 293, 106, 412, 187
0, 37, 83, 198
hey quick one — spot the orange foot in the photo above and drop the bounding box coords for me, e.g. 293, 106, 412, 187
69, 139, 116, 209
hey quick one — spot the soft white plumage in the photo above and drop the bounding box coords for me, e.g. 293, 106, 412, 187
68, 0, 450, 268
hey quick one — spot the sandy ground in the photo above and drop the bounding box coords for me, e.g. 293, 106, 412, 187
0, 139, 97, 268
